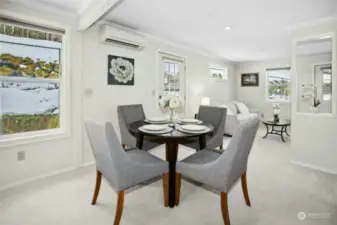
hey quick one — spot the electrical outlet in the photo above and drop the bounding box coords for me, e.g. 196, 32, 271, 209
17, 151, 26, 161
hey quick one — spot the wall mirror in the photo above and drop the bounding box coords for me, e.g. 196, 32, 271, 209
295, 34, 335, 115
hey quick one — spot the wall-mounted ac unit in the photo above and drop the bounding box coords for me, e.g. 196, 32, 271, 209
99, 24, 145, 51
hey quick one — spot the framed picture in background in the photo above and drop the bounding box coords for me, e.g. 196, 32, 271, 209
241, 73, 259, 86
209, 65, 228, 81
108, 55, 135, 85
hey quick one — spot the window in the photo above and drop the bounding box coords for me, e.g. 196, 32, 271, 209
164, 60, 181, 95
209, 65, 228, 81
321, 66, 332, 101
0, 19, 65, 141
266, 68, 291, 102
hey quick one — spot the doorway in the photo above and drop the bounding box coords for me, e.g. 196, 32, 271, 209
157, 51, 186, 117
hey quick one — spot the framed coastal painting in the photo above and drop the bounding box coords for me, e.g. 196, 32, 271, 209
241, 73, 259, 86
107, 55, 135, 85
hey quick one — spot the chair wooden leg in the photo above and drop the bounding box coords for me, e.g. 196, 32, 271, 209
175, 173, 181, 206
241, 172, 251, 206
221, 192, 231, 225
91, 170, 102, 205
163, 173, 169, 207
113, 191, 124, 225
122, 144, 126, 149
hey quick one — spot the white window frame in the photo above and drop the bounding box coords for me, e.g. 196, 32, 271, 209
0, 11, 71, 147
163, 59, 181, 96
266, 67, 291, 103
209, 64, 228, 81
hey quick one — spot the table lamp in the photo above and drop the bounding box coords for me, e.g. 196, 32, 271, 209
201, 97, 210, 105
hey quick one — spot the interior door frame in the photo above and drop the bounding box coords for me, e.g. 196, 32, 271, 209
156, 50, 187, 117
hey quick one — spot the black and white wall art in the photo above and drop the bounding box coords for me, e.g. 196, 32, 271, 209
108, 55, 135, 85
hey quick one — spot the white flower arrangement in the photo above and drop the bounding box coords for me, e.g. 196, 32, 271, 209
159, 94, 180, 109
109, 58, 134, 83
272, 103, 281, 115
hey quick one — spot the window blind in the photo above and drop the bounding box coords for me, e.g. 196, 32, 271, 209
0, 16, 65, 35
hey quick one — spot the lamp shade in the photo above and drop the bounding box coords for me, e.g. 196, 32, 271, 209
201, 97, 210, 105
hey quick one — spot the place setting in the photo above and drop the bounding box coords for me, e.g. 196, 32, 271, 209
139, 124, 173, 134
176, 118, 203, 125
144, 117, 169, 124
176, 124, 211, 134
140, 115, 209, 135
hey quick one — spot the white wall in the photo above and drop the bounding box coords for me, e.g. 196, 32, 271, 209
81, 24, 236, 163
0, 5, 236, 188
0, 3, 83, 189
290, 19, 337, 174
236, 58, 292, 119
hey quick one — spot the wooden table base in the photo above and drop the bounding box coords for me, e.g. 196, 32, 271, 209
166, 141, 179, 208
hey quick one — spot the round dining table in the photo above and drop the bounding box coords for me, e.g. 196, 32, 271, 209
129, 121, 214, 208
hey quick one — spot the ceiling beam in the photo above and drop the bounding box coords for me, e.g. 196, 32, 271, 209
77, 0, 123, 31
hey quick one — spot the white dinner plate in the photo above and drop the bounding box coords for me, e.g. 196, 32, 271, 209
146, 117, 169, 123
177, 118, 202, 124
180, 125, 206, 131
145, 119, 168, 124
141, 124, 168, 131
139, 126, 173, 134
177, 126, 211, 134
179, 118, 200, 124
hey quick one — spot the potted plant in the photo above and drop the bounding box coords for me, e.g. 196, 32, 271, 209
159, 94, 181, 123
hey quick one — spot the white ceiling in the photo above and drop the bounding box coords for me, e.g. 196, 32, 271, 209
23, 0, 92, 14
105, 0, 337, 62
15, 0, 337, 62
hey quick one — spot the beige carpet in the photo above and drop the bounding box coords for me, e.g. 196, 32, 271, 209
1, 129, 337, 225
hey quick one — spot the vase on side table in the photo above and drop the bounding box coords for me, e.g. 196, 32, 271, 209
273, 114, 279, 123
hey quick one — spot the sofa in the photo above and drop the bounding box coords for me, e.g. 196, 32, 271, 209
217, 101, 260, 136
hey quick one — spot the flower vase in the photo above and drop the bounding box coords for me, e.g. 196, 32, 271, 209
273, 114, 279, 123
169, 108, 175, 124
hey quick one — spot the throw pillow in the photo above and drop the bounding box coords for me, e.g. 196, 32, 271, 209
236, 102, 250, 114
226, 101, 239, 114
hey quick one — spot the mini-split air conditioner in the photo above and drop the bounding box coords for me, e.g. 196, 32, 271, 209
99, 24, 145, 51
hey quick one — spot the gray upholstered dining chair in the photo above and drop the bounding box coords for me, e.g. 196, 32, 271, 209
117, 104, 163, 150
85, 119, 169, 225
176, 118, 260, 225
182, 105, 227, 151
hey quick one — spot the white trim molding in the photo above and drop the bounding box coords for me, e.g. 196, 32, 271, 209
292, 32, 337, 117
0, 129, 70, 148
0, 8, 72, 147
291, 160, 337, 175
0, 165, 77, 191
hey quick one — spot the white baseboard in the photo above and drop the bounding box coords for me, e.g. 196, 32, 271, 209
290, 160, 337, 175
82, 161, 95, 167
0, 162, 95, 191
